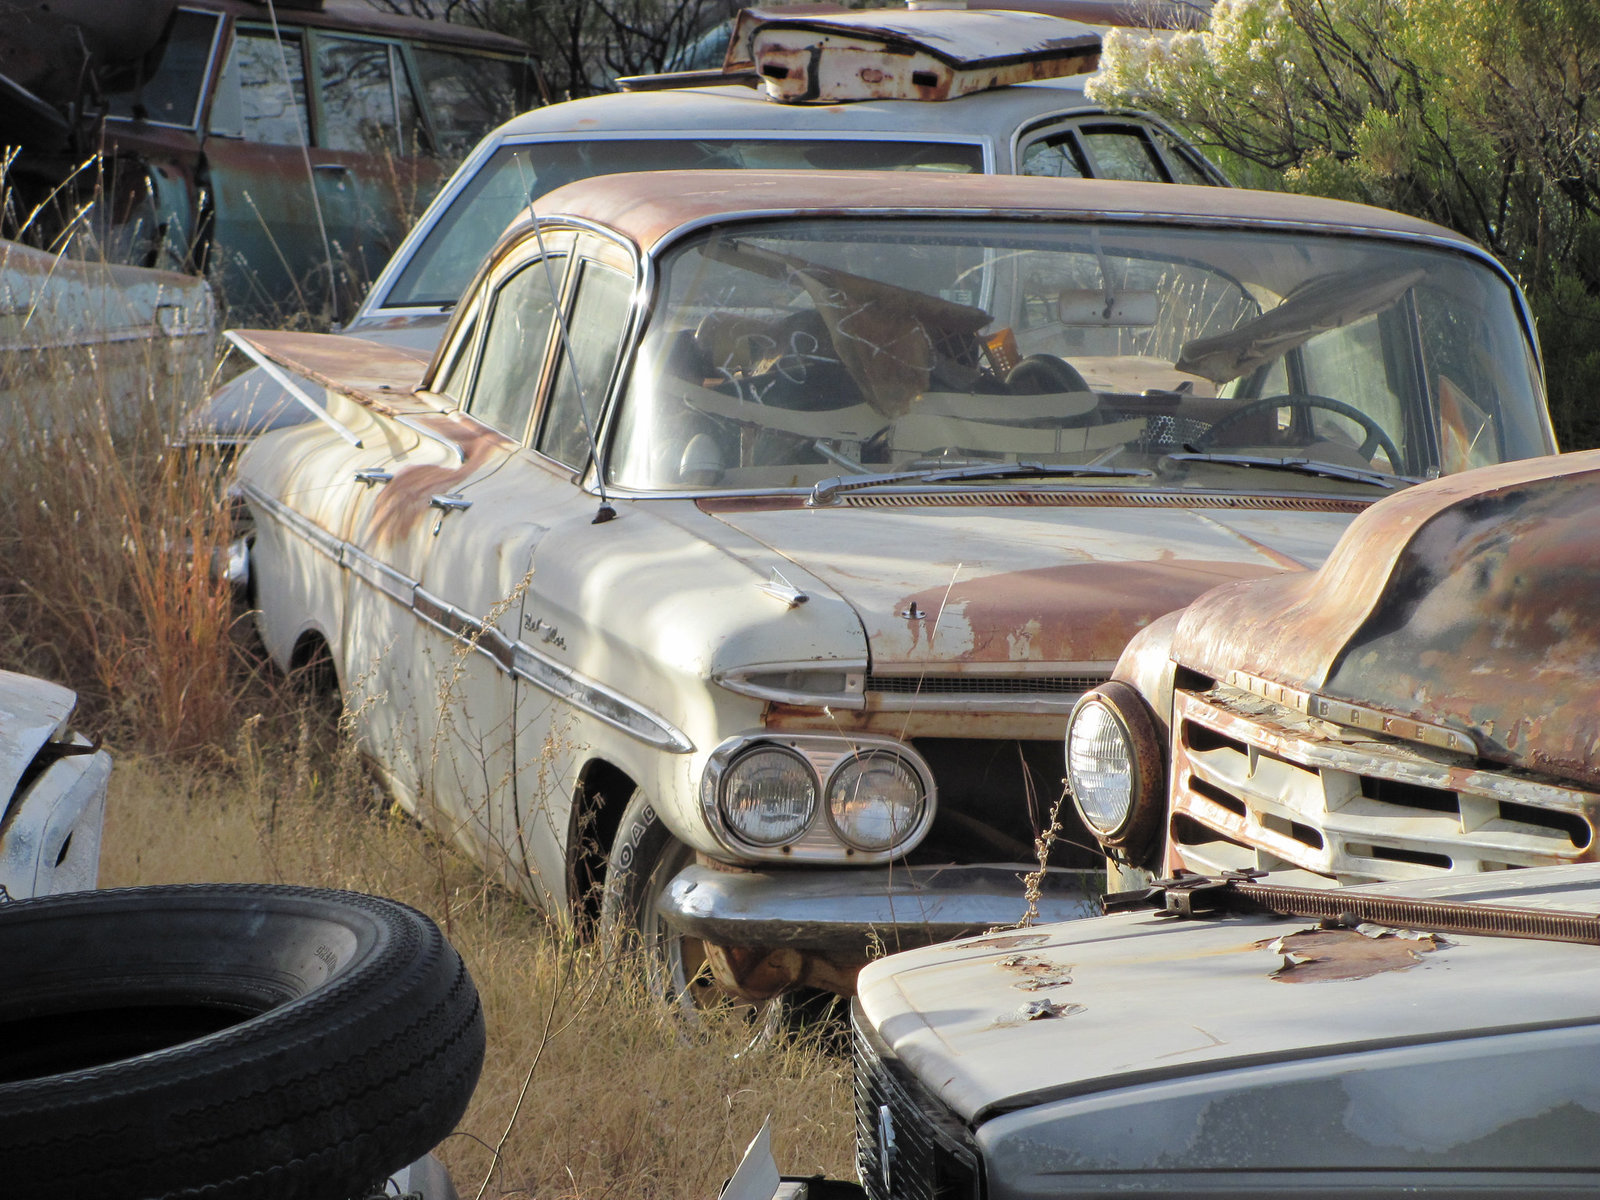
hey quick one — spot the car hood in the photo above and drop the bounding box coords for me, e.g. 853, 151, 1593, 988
708, 498, 1355, 667
1169, 450, 1600, 787
0, 669, 76, 809
856, 863, 1600, 1128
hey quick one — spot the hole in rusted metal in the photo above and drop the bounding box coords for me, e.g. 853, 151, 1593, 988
1498, 800, 1592, 849
1183, 722, 1248, 756
911, 70, 938, 88
762, 65, 789, 79
1261, 927, 1440, 983
1346, 841, 1452, 870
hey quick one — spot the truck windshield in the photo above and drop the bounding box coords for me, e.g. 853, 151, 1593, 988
606, 217, 1548, 491
383, 138, 983, 308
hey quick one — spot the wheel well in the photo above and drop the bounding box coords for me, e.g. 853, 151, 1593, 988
567, 759, 637, 928
289, 630, 340, 697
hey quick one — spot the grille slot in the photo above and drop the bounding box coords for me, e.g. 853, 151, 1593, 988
867, 673, 1107, 696
844, 490, 1368, 512
854, 1016, 980, 1200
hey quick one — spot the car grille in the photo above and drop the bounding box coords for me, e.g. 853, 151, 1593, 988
854, 1011, 981, 1200
1170, 682, 1598, 881
866, 673, 1107, 696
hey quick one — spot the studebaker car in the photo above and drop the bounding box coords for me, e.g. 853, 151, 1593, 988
230, 168, 1553, 1010
193, 5, 1225, 447
1067, 448, 1600, 889
832, 863, 1600, 1199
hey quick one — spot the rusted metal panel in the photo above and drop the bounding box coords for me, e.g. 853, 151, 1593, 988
709, 504, 1338, 668
225, 328, 430, 414
528, 167, 1481, 259
1170, 449, 1600, 789
740, 11, 1100, 104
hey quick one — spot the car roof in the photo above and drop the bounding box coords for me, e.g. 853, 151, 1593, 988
518, 168, 1481, 256
490, 78, 1102, 140
198, 0, 532, 55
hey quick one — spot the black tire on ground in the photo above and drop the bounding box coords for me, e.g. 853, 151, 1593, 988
0, 884, 485, 1200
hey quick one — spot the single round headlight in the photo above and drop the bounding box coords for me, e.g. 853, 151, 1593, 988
1065, 681, 1165, 858
827, 751, 924, 852
720, 746, 817, 846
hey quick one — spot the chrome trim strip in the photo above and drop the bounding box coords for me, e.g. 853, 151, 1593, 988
714, 662, 868, 710
238, 483, 343, 563
344, 545, 414, 606
510, 640, 693, 753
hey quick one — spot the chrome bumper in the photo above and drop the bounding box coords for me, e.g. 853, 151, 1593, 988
660, 862, 1102, 955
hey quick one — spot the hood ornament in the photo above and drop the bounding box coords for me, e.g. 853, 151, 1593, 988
758, 568, 808, 608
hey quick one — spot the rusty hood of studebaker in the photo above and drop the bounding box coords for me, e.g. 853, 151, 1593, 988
1169, 450, 1600, 789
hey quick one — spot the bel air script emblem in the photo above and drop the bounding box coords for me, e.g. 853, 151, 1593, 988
877, 1103, 896, 1192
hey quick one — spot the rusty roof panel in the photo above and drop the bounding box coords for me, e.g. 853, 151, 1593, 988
522, 168, 1474, 257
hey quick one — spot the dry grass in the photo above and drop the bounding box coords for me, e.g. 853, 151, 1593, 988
3, 182, 855, 1197
99, 724, 854, 1197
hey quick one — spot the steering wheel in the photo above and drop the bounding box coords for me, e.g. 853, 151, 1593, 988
1194, 393, 1403, 468
1005, 354, 1090, 395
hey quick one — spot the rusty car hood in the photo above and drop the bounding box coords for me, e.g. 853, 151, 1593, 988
855, 864, 1600, 1150
1169, 451, 1600, 787
707, 499, 1358, 667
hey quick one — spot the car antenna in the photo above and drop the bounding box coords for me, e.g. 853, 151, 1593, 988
516, 155, 617, 525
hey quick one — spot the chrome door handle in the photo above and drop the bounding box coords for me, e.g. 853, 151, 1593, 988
429, 492, 471, 535
354, 468, 393, 487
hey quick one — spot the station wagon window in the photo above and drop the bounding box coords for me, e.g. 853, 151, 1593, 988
467, 256, 567, 436
413, 48, 524, 158
538, 262, 632, 466
1019, 135, 1087, 179
1079, 128, 1164, 183
211, 29, 310, 145
315, 37, 426, 155
106, 9, 221, 128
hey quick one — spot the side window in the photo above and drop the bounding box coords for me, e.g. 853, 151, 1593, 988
466, 256, 567, 436
1154, 132, 1215, 186
538, 263, 632, 467
213, 30, 310, 145
107, 10, 221, 127
1079, 127, 1166, 183
1019, 133, 1086, 179
314, 37, 425, 154
432, 295, 482, 405
412, 48, 522, 158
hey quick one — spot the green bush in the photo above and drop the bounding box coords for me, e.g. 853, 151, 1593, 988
1091, 0, 1600, 450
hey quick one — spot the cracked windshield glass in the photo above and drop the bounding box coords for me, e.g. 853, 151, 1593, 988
606, 218, 1547, 492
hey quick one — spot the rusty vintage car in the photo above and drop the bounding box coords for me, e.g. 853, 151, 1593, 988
229, 169, 1552, 1009
1, 0, 536, 319
193, 5, 1226, 448
1068, 448, 1600, 892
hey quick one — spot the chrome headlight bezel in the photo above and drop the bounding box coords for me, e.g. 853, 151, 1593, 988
1065, 680, 1165, 860
717, 744, 818, 847
700, 733, 936, 862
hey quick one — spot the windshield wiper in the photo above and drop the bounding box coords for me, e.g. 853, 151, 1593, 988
1162, 451, 1419, 490
808, 460, 1154, 507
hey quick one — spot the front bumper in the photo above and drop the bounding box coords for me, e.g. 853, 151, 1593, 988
661, 862, 1102, 956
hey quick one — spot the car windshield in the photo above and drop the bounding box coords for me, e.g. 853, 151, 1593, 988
605, 217, 1548, 492
384, 138, 984, 307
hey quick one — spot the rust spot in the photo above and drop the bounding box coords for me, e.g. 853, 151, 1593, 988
896, 558, 1282, 663
1259, 926, 1441, 983
966, 932, 1051, 950
998, 952, 1073, 990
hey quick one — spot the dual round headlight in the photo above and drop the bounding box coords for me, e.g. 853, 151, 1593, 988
717, 743, 926, 853
1064, 681, 1164, 858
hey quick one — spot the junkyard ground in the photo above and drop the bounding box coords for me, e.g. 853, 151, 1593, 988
0, 337, 852, 1198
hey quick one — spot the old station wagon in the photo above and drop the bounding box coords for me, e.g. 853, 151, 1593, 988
229, 170, 1550, 1010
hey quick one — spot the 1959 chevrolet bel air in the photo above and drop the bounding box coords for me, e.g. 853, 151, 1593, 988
228, 167, 1554, 1010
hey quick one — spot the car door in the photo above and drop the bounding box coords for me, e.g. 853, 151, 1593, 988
413, 232, 639, 912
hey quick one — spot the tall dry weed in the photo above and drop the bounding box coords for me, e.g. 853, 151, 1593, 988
0, 187, 241, 753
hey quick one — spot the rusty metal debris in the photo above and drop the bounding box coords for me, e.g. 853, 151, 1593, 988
998, 952, 1074, 990
1261, 926, 1442, 983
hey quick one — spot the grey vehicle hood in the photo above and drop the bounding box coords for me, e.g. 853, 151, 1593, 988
709, 499, 1354, 668
856, 864, 1600, 1127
